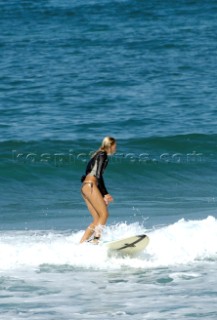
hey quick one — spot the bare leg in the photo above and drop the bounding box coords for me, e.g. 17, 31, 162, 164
79, 199, 99, 243
80, 183, 109, 243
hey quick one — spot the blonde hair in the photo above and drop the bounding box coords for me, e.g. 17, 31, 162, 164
92, 136, 116, 157
100, 136, 116, 152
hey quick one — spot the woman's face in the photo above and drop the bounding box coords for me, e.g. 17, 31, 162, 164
108, 143, 117, 155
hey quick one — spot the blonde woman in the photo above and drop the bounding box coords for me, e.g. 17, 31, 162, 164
80, 137, 117, 243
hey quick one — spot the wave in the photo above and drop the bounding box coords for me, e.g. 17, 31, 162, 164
0, 216, 216, 271
2, 133, 217, 160
1, 134, 216, 180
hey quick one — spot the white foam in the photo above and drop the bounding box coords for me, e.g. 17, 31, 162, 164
0, 216, 217, 272
145, 215, 217, 267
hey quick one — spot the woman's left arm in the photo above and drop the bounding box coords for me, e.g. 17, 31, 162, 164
95, 152, 109, 197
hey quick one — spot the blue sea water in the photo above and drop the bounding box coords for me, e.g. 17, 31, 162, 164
1, 0, 217, 319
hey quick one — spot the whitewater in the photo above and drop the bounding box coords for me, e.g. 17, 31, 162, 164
1, 216, 217, 320
1, 216, 217, 270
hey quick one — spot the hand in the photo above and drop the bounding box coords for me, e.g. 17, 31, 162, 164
104, 194, 113, 206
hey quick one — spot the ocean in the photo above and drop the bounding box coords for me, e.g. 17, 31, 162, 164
1, 0, 217, 319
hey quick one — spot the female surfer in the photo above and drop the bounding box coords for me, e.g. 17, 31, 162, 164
80, 136, 117, 243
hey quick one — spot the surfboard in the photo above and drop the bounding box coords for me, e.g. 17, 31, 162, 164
105, 234, 149, 256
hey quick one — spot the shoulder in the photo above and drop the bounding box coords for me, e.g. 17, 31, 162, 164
98, 151, 107, 159
94, 151, 108, 163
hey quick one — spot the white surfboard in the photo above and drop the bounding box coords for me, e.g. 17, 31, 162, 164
105, 234, 149, 256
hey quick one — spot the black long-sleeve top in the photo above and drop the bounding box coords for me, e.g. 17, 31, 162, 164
81, 151, 109, 196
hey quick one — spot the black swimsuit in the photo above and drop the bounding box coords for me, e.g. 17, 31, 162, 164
81, 151, 109, 196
